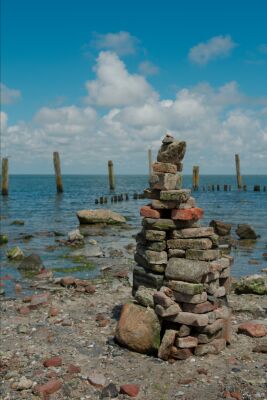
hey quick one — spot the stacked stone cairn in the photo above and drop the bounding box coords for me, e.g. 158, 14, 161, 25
132, 134, 232, 361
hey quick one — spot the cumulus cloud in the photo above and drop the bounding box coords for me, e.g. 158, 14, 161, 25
84, 51, 158, 107
90, 31, 139, 55
0, 83, 21, 104
189, 35, 237, 65
138, 61, 159, 76
2, 52, 267, 173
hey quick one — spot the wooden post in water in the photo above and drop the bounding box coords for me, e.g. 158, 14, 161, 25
148, 149, 152, 177
192, 166, 199, 191
235, 154, 242, 189
53, 152, 63, 193
108, 160, 115, 191
1, 158, 9, 196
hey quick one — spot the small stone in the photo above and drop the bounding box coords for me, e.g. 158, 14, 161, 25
29, 292, 50, 309
171, 347, 193, 360
237, 321, 267, 337
152, 162, 177, 174
153, 291, 174, 308
167, 238, 212, 250
17, 324, 29, 334
209, 220, 231, 236
49, 306, 59, 317
61, 276, 76, 287
18, 306, 30, 315
160, 189, 191, 202
120, 384, 140, 397
173, 291, 208, 304
151, 199, 179, 210
88, 372, 106, 388
176, 336, 198, 348
43, 356, 62, 368
0, 234, 8, 244
201, 319, 224, 335
252, 344, 267, 353
167, 312, 209, 327
18, 253, 43, 272
12, 376, 33, 390
150, 172, 178, 190
168, 280, 204, 295
33, 379, 62, 396
236, 224, 258, 239
168, 249, 186, 258
85, 284, 96, 294
135, 286, 156, 307
101, 383, 119, 398
171, 227, 214, 239
68, 229, 84, 242
145, 230, 166, 241
6, 246, 24, 260
182, 301, 215, 314
186, 249, 220, 261
171, 208, 204, 221
155, 303, 181, 317
166, 258, 210, 283
67, 364, 81, 374
158, 329, 177, 360
140, 205, 161, 219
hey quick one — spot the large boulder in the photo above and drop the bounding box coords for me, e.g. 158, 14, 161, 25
77, 210, 126, 225
235, 274, 267, 295
209, 220, 231, 236
18, 253, 43, 272
236, 224, 259, 240
115, 303, 161, 354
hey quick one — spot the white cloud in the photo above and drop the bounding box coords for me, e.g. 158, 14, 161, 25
139, 61, 159, 76
2, 52, 267, 174
90, 31, 139, 55
84, 51, 158, 107
189, 35, 237, 65
0, 83, 21, 104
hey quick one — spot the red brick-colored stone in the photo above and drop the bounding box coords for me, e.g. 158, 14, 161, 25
43, 356, 62, 368
60, 277, 75, 287
85, 284, 96, 294
182, 301, 215, 314
140, 205, 161, 219
171, 208, 203, 221
29, 293, 50, 309
18, 306, 30, 315
120, 384, 140, 397
49, 306, 59, 317
33, 379, 62, 396
67, 364, 81, 374
171, 347, 193, 360
237, 322, 266, 337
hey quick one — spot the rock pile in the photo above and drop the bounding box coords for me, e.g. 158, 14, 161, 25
117, 134, 233, 361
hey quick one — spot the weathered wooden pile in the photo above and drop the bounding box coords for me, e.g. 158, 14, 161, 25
132, 134, 232, 360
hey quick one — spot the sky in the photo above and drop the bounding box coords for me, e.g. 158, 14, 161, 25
1, 0, 267, 174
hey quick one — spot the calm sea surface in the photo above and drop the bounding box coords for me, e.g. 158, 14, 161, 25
1, 175, 266, 296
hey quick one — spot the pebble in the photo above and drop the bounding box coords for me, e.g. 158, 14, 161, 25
88, 372, 106, 388
12, 376, 33, 390
17, 324, 29, 334
120, 384, 140, 397
43, 356, 62, 368
101, 383, 119, 398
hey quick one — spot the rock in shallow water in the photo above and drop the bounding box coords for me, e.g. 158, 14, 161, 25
6, 246, 24, 260
18, 253, 43, 272
235, 274, 267, 295
236, 224, 259, 240
77, 209, 126, 225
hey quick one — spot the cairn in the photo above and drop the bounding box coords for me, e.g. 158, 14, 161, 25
132, 134, 232, 360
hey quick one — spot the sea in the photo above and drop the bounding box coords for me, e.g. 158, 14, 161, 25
0, 174, 266, 297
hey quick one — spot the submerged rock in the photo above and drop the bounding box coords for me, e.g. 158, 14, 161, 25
11, 220, 25, 225
0, 234, 8, 245
77, 209, 126, 225
67, 229, 84, 242
70, 244, 102, 257
236, 224, 259, 240
209, 220, 231, 236
235, 274, 267, 295
18, 253, 43, 272
115, 303, 161, 354
6, 246, 24, 260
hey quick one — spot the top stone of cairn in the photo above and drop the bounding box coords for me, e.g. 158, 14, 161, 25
157, 134, 186, 167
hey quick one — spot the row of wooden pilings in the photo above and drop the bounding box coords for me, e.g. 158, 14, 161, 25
1, 152, 266, 195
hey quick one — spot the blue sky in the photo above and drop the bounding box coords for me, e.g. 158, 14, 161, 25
1, 0, 267, 174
